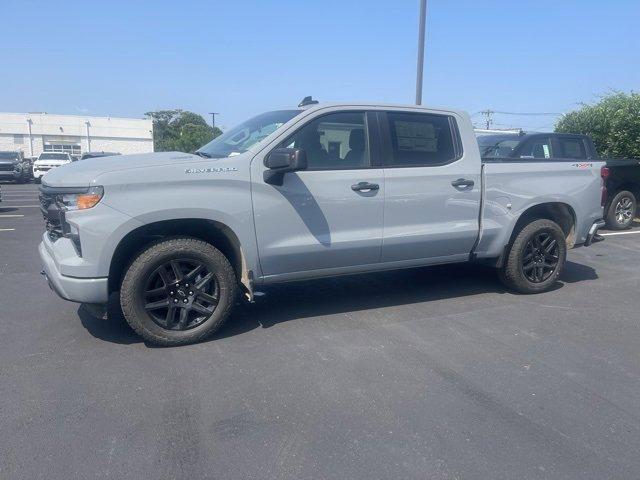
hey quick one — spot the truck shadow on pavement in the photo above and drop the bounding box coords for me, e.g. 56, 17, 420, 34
78, 260, 598, 346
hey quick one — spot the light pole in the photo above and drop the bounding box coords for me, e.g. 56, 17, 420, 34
85, 121, 91, 152
415, 0, 427, 105
26, 118, 34, 158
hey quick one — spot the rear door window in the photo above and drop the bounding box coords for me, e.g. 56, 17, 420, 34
518, 137, 553, 159
558, 137, 587, 159
384, 112, 458, 167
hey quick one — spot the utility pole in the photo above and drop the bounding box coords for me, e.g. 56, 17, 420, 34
480, 110, 494, 129
209, 112, 219, 129
415, 0, 427, 105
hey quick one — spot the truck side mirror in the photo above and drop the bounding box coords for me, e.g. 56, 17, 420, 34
263, 148, 307, 186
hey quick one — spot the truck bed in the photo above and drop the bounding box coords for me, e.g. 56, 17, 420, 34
475, 158, 605, 259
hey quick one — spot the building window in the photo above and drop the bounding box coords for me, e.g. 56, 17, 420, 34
44, 144, 81, 155
14, 134, 24, 144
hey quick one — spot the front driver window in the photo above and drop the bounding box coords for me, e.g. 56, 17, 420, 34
280, 112, 369, 170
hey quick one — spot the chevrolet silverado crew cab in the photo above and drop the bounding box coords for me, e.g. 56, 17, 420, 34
477, 131, 640, 230
39, 100, 606, 346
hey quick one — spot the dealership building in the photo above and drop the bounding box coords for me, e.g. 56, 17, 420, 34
0, 112, 154, 158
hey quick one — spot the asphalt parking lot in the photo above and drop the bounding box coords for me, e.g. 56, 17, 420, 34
1, 181, 640, 480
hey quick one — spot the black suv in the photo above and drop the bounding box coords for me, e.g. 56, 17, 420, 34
0, 151, 31, 183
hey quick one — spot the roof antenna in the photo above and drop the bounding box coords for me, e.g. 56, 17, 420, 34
298, 96, 319, 107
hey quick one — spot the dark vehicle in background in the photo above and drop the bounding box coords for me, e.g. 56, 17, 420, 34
0, 151, 32, 183
477, 132, 640, 230
79, 151, 121, 160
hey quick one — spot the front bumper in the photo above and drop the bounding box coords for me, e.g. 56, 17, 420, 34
584, 219, 606, 247
39, 241, 108, 303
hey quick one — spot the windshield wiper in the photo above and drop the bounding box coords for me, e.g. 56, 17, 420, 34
193, 151, 212, 158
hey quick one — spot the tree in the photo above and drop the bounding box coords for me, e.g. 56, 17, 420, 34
145, 109, 222, 153
555, 91, 640, 158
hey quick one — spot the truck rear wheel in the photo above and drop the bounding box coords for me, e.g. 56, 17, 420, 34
605, 190, 636, 230
120, 237, 238, 346
499, 219, 567, 294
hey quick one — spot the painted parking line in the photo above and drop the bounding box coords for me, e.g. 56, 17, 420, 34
0, 205, 40, 208
600, 230, 640, 236
0, 228, 15, 232
0, 214, 24, 218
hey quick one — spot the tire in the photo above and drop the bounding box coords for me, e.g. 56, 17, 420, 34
605, 190, 636, 230
120, 237, 238, 346
499, 219, 567, 294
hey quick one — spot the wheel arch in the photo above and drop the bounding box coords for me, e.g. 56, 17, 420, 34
490, 201, 577, 268
607, 182, 640, 205
108, 218, 252, 298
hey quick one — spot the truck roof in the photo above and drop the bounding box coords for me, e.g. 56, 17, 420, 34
478, 132, 591, 142
298, 102, 469, 118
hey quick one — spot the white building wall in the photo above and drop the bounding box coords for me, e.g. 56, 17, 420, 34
86, 137, 154, 155
0, 112, 153, 158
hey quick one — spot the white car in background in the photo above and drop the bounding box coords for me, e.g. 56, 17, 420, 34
32, 152, 74, 182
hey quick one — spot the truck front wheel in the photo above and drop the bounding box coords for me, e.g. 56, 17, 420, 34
605, 190, 636, 230
499, 219, 567, 294
120, 237, 238, 346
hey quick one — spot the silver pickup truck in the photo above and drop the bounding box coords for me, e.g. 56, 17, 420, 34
39, 101, 606, 346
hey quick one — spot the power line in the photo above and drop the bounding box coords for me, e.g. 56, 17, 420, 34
209, 112, 220, 128
479, 110, 494, 129
491, 111, 562, 116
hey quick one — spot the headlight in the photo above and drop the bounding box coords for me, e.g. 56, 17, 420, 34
59, 186, 104, 211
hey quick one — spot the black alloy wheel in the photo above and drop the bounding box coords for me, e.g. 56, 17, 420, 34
520, 231, 560, 283
142, 259, 219, 331
499, 218, 567, 294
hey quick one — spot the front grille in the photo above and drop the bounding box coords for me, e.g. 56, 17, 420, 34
0, 164, 14, 172
39, 190, 64, 241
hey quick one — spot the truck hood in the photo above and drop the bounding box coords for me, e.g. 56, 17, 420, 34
41, 151, 202, 187
34, 159, 71, 166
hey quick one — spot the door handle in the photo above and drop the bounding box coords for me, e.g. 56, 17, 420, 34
351, 182, 379, 192
451, 178, 474, 188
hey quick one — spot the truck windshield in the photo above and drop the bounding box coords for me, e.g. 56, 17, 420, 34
38, 153, 69, 160
197, 110, 301, 158
0, 152, 20, 159
477, 135, 521, 158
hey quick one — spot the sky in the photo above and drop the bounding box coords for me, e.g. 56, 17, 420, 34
1, 0, 639, 132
